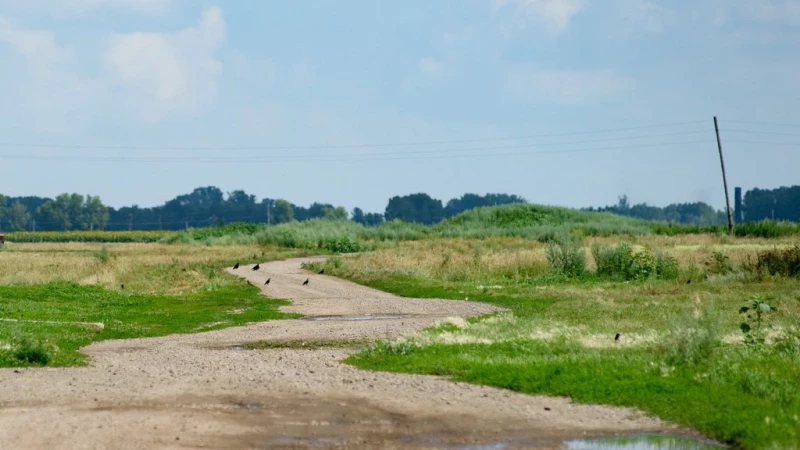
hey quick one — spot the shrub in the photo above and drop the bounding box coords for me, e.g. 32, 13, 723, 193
655, 251, 680, 280
592, 244, 675, 281
11, 335, 51, 366
545, 235, 586, 278
707, 250, 733, 275
592, 243, 634, 280
773, 328, 800, 357
324, 236, 363, 253
748, 246, 800, 278
92, 246, 110, 263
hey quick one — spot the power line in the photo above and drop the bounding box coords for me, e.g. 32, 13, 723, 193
726, 139, 800, 147
0, 120, 708, 151
724, 119, 800, 129
725, 129, 800, 138
0, 139, 710, 164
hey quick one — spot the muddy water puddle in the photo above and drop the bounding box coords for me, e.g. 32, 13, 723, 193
562, 433, 726, 449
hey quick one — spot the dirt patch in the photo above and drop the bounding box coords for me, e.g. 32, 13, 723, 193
0, 257, 685, 449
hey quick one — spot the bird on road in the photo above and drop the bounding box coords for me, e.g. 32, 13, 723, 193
264, 278, 271, 285
614, 333, 621, 342
253, 263, 260, 271
233, 263, 240, 269
303, 278, 309, 286
318, 268, 324, 274
120, 284, 124, 290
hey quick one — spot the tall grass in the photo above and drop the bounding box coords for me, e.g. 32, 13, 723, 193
7, 230, 167, 243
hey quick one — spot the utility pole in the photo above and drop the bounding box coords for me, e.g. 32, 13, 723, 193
714, 116, 734, 236
267, 201, 272, 225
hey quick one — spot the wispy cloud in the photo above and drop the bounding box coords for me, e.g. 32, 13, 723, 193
507, 66, 634, 104
494, 0, 585, 34
0, 16, 73, 73
104, 6, 225, 115
419, 56, 442, 77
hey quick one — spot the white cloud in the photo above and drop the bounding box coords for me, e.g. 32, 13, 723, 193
104, 6, 225, 114
0, 16, 73, 73
494, 0, 585, 34
508, 67, 634, 104
419, 56, 442, 77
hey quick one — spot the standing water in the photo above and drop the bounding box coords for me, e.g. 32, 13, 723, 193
562, 433, 726, 450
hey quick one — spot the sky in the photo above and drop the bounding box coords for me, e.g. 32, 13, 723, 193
1, 0, 799, 214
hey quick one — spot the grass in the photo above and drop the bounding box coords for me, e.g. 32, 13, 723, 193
7, 230, 168, 243
243, 339, 372, 350
314, 235, 800, 449
0, 242, 309, 367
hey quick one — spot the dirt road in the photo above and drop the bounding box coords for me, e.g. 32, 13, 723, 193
0, 257, 681, 449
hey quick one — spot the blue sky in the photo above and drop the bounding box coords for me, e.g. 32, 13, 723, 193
1, 0, 799, 213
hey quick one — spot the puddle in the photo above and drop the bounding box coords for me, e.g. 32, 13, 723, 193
563, 433, 726, 450
229, 344, 245, 350
306, 314, 410, 321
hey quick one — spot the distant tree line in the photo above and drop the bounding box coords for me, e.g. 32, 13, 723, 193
585, 195, 727, 226
0, 187, 526, 231
587, 185, 800, 225
3, 185, 797, 232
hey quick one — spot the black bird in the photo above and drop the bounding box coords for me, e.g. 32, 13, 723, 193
303, 278, 309, 286
264, 278, 271, 285
233, 263, 240, 269
120, 284, 124, 290
253, 263, 260, 271
318, 268, 324, 275
686, 279, 692, 284
614, 333, 621, 342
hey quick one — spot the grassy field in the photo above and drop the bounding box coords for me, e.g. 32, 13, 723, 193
0, 242, 311, 366
2, 204, 799, 448
297, 232, 800, 450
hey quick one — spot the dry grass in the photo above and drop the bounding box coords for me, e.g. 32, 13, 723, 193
0, 242, 299, 294
340, 235, 799, 281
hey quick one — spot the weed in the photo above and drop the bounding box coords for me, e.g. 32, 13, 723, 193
750, 246, 800, 278
740, 297, 777, 346
545, 235, 586, 278
92, 246, 110, 263
662, 305, 723, 366
707, 251, 733, 275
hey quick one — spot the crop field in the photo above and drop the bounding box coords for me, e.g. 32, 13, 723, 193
1, 204, 799, 449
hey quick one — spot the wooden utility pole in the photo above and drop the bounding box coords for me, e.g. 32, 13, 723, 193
714, 116, 734, 235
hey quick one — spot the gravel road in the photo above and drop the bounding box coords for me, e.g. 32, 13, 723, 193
0, 257, 682, 449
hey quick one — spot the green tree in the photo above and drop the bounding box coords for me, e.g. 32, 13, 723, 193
385, 193, 444, 224
83, 195, 109, 230
37, 195, 71, 230
351, 207, 365, 224
273, 199, 294, 224
7, 201, 31, 231
322, 206, 348, 221
0, 194, 7, 230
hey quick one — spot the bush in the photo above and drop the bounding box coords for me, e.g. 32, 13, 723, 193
11, 335, 51, 366
324, 236, 363, 253
655, 251, 680, 280
592, 243, 635, 280
748, 246, 800, 278
707, 250, 733, 275
592, 244, 676, 281
545, 235, 586, 278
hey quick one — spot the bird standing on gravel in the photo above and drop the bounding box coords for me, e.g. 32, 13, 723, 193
318, 269, 324, 274
264, 278, 271, 285
614, 333, 621, 342
253, 263, 260, 271
303, 278, 309, 286
233, 263, 239, 269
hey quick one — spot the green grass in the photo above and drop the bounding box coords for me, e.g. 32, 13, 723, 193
347, 340, 800, 449
321, 240, 800, 449
7, 230, 168, 243
0, 278, 298, 367
243, 339, 372, 350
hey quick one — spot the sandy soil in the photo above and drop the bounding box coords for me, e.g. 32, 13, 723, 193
0, 257, 689, 449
